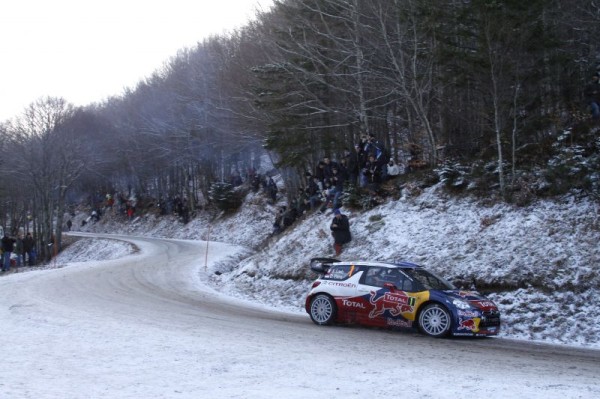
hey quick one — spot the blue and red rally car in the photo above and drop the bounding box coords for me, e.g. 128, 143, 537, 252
305, 258, 500, 337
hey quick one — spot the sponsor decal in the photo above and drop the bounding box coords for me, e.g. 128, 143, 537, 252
457, 310, 480, 318
387, 318, 413, 328
369, 290, 416, 318
474, 300, 496, 309
323, 281, 357, 288
453, 332, 474, 337
341, 299, 366, 309
457, 290, 478, 298
458, 317, 481, 333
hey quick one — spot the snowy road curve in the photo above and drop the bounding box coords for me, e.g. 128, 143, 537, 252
1, 234, 599, 399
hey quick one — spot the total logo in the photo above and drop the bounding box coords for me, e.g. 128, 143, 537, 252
341, 299, 365, 309
368, 290, 416, 318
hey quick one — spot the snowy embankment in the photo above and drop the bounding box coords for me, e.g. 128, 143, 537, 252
69, 184, 600, 348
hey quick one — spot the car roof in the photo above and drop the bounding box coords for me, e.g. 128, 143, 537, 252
333, 260, 421, 269
309, 258, 423, 274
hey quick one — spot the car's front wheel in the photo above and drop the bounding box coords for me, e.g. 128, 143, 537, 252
418, 303, 452, 337
309, 294, 337, 325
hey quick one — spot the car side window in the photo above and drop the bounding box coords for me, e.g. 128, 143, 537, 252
397, 275, 415, 292
324, 265, 355, 281
362, 268, 415, 290
363, 267, 386, 287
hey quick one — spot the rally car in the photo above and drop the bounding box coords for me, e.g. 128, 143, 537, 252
305, 258, 500, 337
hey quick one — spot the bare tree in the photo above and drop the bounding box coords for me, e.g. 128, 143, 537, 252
7, 97, 83, 260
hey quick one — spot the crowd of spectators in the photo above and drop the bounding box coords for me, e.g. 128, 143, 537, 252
271, 133, 403, 236
75, 134, 410, 239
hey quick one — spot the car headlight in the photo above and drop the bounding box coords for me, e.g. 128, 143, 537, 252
452, 299, 472, 310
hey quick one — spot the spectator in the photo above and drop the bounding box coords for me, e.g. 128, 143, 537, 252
337, 156, 350, 180
106, 193, 115, 209
330, 209, 352, 256
327, 165, 347, 210
14, 234, 24, 267
363, 153, 384, 192
272, 206, 286, 235
23, 232, 36, 266
322, 156, 338, 182
2, 233, 16, 272
368, 134, 389, 179
267, 177, 278, 203
319, 179, 334, 212
584, 73, 600, 120
304, 176, 322, 210
180, 200, 190, 224
387, 160, 401, 178
283, 205, 297, 228
295, 193, 310, 217
158, 197, 168, 215
314, 161, 326, 183
346, 146, 361, 186
246, 166, 257, 182
126, 201, 135, 220
360, 134, 372, 160
251, 173, 261, 192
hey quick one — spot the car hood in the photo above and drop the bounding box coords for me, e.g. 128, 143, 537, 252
441, 290, 498, 311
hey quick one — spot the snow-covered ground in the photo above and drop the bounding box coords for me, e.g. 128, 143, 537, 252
4, 233, 599, 399
57, 183, 600, 349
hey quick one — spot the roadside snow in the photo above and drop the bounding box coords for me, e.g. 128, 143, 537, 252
55, 238, 135, 263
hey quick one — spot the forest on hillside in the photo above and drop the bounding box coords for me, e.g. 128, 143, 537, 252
1, 0, 600, 261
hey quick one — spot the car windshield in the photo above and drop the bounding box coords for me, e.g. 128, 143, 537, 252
402, 268, 456, 290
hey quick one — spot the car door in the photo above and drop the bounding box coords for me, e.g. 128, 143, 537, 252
357, 267, 423, 329
355, 266, 390, 327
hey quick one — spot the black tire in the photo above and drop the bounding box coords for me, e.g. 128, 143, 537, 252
418, 303, 452, 337
309, 294, 337, 325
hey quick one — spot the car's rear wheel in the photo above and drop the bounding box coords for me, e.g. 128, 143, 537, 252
418, 303, 451, 337
309, 294, 337, 325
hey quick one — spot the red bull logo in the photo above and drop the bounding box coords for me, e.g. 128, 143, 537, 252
369, 290, 416, 318
458, 317, 481, 332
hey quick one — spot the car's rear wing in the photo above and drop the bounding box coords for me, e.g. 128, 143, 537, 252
309, 257, 340, 274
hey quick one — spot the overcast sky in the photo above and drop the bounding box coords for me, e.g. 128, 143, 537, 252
0, 0, 273, 122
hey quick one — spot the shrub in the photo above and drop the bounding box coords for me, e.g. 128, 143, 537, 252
436, 161, 471, 191
208, 182, 243, 212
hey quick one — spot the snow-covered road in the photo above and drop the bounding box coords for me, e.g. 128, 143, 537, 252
1, 234, 598, 398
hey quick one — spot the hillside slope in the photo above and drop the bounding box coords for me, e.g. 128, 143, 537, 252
78, 184, 600, 348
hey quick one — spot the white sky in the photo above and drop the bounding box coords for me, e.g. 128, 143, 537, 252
0, 0, 273, 121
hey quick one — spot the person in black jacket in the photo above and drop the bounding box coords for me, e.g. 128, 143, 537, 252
22, 232, 35, 266
330, 209, 351, 256
584, 74, 600, 120
1, 233, 16, 272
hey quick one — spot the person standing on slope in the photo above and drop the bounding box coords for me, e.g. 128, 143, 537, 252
330, 209, 351, 256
